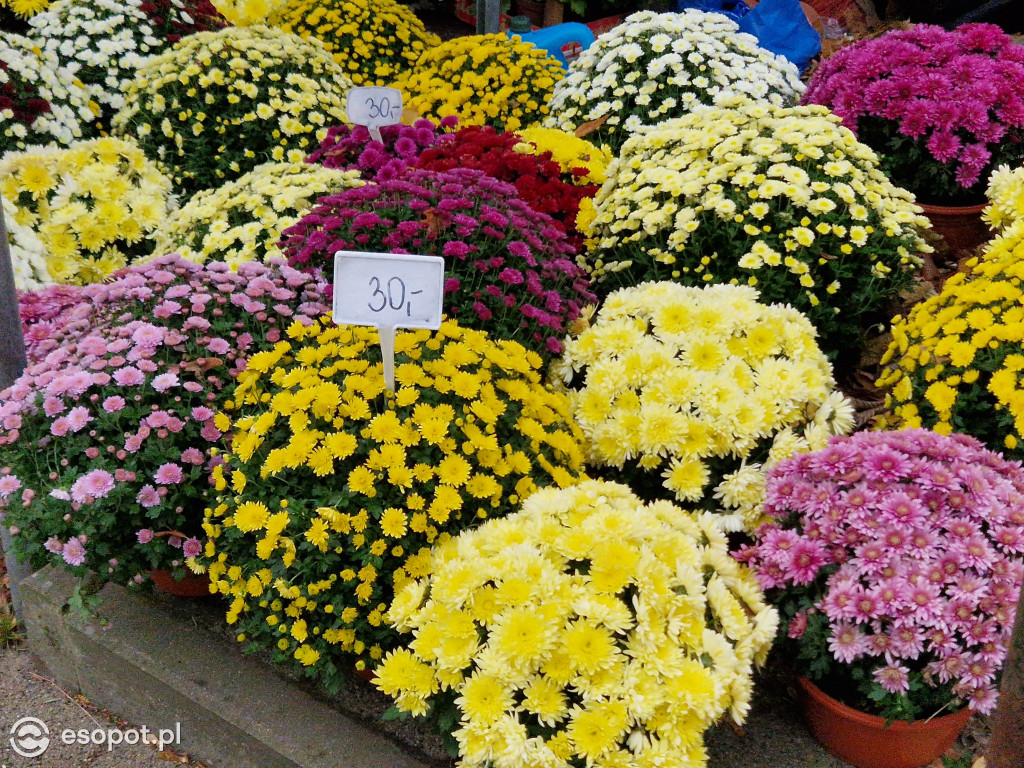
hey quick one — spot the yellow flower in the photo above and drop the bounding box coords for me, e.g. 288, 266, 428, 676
234, 501, 270, 532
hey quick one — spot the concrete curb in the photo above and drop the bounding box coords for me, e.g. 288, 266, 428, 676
20, 566, 431, 768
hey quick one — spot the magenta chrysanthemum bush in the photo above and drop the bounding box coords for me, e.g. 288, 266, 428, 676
282, 168, 595, 361
803, 23, 1024, 203
736, 429, 1024, 720
306, 118, 454, 181
0, 255, 327, 587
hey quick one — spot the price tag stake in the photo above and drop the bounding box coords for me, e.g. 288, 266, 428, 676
333, 251, 445, 393
346, 86, 403, 144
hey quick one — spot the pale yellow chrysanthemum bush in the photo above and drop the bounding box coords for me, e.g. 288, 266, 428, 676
0, 136, 174, 285
580, 104, 931, 357
151, 161, 364, 269
376, 480, 779, 768
983, 164, 1024, 232
555, 281, 854, 532
112, 25, 352, 197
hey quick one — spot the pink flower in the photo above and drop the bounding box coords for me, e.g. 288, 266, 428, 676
788, 611, 808, 639
873, 663, 910, 694
180, 448, 205, 465
154, 463, 184, 485
66, 406, 92, 432
50, 417, 70, 437
152, 373, 179, 392
191, 406, 214, 422
102, 396, 126, 413
829, 622, 868, 663
206, 338, 230, 354
70, 469, 115, 503
136, 528, 154, 543
44, 536, 63, 553
136, 485, 161, 508
182, 537, 202, 558
113, 366, 145, 386
131, 323, 165, 348
62, 537, 86, 566
0, 475, 22, 498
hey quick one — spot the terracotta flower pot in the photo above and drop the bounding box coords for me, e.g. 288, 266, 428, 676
354, 666, 376, 683
795, 676, 971, 768
918, 201, 990, 258
150, 569, 213, 597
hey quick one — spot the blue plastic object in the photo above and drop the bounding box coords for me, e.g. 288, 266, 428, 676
671, 0, 821, 72
510, 22, 596, 68
738, 0, 821, 72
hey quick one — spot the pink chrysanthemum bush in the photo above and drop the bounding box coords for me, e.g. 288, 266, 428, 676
735, 429, 1024, 720
282, 168, 595, 362
803, 23, 1024, 204
0, 255, 327, 588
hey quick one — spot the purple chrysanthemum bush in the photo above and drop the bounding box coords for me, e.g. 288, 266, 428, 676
0, 255, 327, 587
735, 429, 1024, 720
282, 167, 595, 362
803, 23, 1024, 203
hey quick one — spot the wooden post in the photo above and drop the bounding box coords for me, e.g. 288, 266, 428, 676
987, 589, 1024, 768
0, 204, 30, 619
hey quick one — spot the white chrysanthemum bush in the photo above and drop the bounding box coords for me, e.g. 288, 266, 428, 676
556, 282, 854, 532
579, 104, 931, 356
1, 32, 97, 152
376, 480, 779, 768
543, 10, 804, 150
151, 161, 364, 269
3, 195, 52, 291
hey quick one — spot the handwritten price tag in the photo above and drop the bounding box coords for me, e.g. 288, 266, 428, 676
346, 87, 403, 141
332, 251, 445, 391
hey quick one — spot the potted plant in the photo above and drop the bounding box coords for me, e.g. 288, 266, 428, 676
555, 280, 854, 531
802, 24, 1024, 254
543, 10, 804, 151
0, 255, 328, 595
877, 221, 1024, 461
579, 103, 931, 358
735, 429, 1024, 768
374, 479, 779, 764
193, 319, 586, 685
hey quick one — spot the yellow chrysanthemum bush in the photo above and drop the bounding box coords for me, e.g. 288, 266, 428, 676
983, 164, 1024, 233
376, 479, 779, 767
581, 104, 932, 357
151, 162, 364, 269
514, 126, 611, 187
195, 319, 587, 689
392, 35, 563, 132
877, 224, 1024, 459
269, 0, 439, 86
112, 25, 352, 197
0, 137, 174, 285
555, 282, 854, 532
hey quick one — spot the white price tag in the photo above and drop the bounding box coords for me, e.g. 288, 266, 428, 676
346, 87, 403, 141
332, 251, 445, 391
